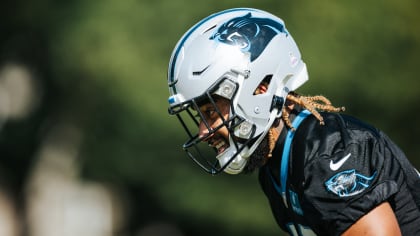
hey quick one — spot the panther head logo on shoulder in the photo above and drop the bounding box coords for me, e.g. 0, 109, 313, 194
210, 12, 288, 62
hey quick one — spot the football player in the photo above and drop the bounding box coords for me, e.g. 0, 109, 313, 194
167, 8, 420, 235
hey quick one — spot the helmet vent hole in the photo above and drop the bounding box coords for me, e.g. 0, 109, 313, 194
253, 75, 272, 95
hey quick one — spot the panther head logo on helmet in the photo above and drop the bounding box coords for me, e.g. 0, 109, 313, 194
210, 12, 289, 62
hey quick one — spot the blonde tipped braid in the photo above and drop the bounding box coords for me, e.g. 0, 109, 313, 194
267, 128, 277, 158
282, 93, 345, 131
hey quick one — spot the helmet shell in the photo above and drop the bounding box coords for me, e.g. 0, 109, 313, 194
168, 8, 307, 137
167, 8, 308, 174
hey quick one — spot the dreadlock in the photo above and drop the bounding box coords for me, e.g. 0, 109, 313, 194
282, 92, 345, 131
265, 93, 344, 158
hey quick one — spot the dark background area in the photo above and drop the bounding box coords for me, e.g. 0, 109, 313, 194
0, 0, 419, 235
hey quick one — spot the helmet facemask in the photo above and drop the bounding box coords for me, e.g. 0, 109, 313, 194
169, 75, 257, 175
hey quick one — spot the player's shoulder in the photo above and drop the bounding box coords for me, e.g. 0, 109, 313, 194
293, 112, 381, 165
298, 112, 381, 142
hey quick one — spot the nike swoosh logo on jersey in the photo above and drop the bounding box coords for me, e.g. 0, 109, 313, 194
330, 153, 352, 171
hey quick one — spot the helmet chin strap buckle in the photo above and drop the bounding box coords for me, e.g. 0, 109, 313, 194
270, 95, 284, 114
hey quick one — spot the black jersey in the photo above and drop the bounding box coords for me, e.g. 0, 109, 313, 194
258, 111, 420, 236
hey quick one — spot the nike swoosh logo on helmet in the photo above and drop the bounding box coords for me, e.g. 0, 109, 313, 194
329, 153, 352, 171
192, 65, 210, 76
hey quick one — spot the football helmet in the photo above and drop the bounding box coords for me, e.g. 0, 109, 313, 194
167, 8, 308, 174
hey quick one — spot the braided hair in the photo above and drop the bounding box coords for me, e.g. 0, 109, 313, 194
281, 92, 345, 130
266, 92, 345, 158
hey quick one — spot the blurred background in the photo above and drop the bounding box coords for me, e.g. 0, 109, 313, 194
0, 0, 419, 235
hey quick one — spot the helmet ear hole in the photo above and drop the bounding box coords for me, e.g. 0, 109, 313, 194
253, 74, 273, 95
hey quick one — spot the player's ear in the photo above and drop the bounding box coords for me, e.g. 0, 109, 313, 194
253, 75, 272, 95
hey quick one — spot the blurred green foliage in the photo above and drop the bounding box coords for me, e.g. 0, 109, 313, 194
1, 0, 419, 235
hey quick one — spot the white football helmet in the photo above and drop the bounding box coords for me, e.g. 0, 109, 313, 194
167, 8, 308, 175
